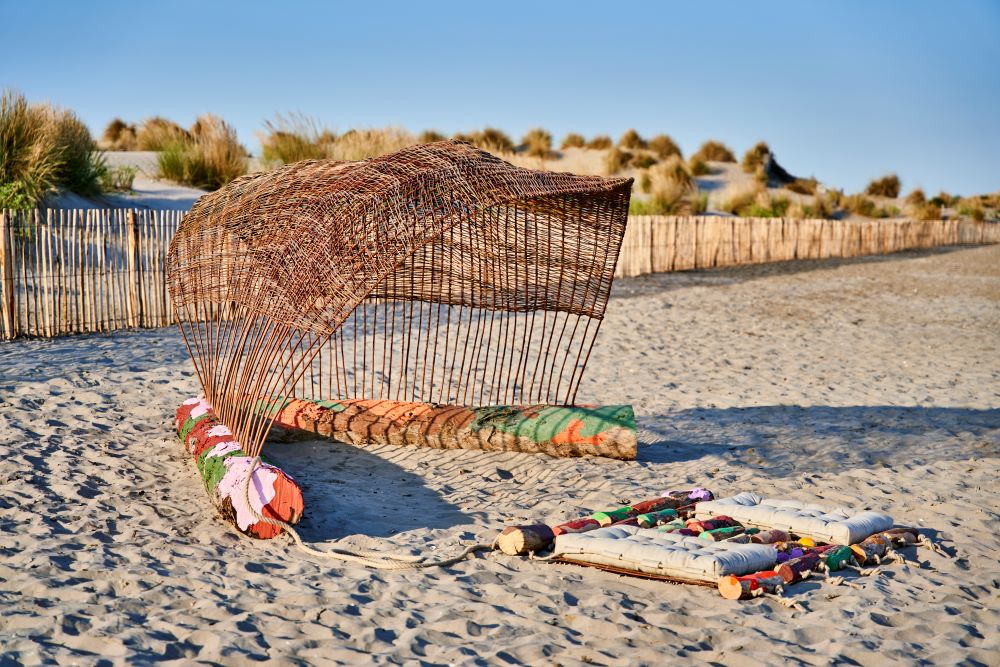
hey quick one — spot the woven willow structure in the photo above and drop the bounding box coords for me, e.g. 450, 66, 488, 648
167, 141, 633, 458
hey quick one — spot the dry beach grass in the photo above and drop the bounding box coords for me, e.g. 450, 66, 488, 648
0, 245, 997, 664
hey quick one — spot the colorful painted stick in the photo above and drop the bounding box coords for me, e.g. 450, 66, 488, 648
700, 526, 755, 541
496, 524, 555, 555
687, 516, 738, 533
592, 506, 634, 527
636, 508, 679, 528
552, 518, 601, 537
262, 397, 638, 460
751, 529, 790, 545
174, 398, 304, 540
718, 570, 785, 600
655, 520, 689, 533
722, 533, 752, 544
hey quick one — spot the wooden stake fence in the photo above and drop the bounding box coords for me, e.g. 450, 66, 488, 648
0, 209, 996, 339
0, 208, 182, 339
613, 216, 999, 278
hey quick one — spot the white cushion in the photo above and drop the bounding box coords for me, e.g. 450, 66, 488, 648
694, 492, 892, 545
551, 525, 777, 582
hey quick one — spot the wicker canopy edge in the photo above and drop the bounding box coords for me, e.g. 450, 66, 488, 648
167, 141, 633, 337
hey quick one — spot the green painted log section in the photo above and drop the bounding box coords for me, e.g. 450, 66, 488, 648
260, 397, 637, 459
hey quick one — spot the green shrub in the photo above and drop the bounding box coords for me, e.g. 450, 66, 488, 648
690, 190, 708, 214
865, 174, 901, 198
100, 118, 137, 151
844, 193, 878, 217
50, 109, 104, 196
100, 165, 137, 192
604, 147, 632, 174
691, 140, 735, 163
0, 89, 106, 205
137, 116, 190, 151
560, 133, 586, 149
719, 182, 763, 214
618, 128, 646, 150
957, 199, 985, 221
587, 135, 613, 150
648, 134, 681, 160
0, 182, 34, 209
741, 141, 771, 173
689, 158, 711, 176
418, 130, 446, 143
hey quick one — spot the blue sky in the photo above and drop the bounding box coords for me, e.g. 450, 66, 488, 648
2, 0, 998, 195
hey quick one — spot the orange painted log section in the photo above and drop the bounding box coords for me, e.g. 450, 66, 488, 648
260, 397, 637, 460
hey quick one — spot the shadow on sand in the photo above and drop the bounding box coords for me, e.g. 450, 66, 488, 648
637, 405, 1000, 474
264, 438, 476, 542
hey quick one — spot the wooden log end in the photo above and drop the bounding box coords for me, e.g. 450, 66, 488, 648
496, 524, 554, 555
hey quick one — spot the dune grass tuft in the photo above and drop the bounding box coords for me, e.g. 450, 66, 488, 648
631, 154, 657, 170
100, 118, 138, 151
259, 113, 328, 164
786, 178, 818, 195
691, 140, 736, 163
865, 174, 901, 198
629, 156, 696, 214
137, 117, 191, 151
587, 135, 613, 150
689, 158, 711, 176
618, 129, 646, 150
560, 133, 586, 150
157, 114, 247, 190
521, 128, 552, 158
741, 141, 771, 174
648, 134, 681, 160
0, 89, 106, 206
418, 130, 446, 144
603, 147, 632, 174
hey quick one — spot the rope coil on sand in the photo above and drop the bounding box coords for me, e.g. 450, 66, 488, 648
241, 456, 494, 570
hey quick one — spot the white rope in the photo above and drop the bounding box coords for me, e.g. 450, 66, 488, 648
241, 456, 494, 570
917, 534, 950, 557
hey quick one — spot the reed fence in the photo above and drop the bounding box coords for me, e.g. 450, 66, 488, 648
0, 209, 997, 340
614, 215, 999, 278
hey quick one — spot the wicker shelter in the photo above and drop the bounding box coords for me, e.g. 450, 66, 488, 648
168, 141, 633, 461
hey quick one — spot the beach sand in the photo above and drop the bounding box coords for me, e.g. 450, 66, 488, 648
1, 244, 997, 665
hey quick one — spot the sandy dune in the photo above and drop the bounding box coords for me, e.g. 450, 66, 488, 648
1, 245, 998, 665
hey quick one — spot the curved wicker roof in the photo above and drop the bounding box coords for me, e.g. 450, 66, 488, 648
168, 141, 632, 335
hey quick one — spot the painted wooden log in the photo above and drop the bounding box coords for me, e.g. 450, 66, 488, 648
262, 397, 637, 460
656, 520, 689, 533
850, 534, 892, 565
880, 527, 919, 546
636, 508, 679, 528
175, 397, 304, 539
552, 518, 601, 536
775, 552, 821, 584
751, 529, 789, 545
821, 545, 855, 571
496, 524, 555, 555
687, 516, 737, 533
718, 570, 785, 600
700, 526, 756, 542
